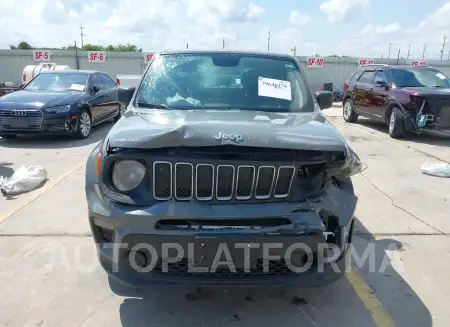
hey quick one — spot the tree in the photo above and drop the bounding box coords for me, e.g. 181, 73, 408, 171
9, 40, 142, 52
10, 41, 33, 49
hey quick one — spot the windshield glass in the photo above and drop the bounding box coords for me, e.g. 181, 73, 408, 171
391, 68, 450, 88
24, 72, 88, 91
135, 53, 313, 112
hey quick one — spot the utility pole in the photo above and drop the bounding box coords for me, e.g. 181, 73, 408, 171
267, 30, 271, 51
422, 43, 426, 59
441, 36, 447, 60
407, 45, 411, 59
79, 25, 85, 50
388, 43, 392, 59
396, 48, 401, 65
222, 37, 225, 49
186, 42, 189, 49
74, 40, 79, 70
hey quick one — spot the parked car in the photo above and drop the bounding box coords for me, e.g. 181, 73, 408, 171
85, 50, 363, 289
116, 74, 142, 88
0, 70, 123, 140
341, 64, 450, 138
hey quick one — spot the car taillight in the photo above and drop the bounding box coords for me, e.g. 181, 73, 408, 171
116, 78, 120, 85
344, 81, 349, 88
23, 74, 26, 82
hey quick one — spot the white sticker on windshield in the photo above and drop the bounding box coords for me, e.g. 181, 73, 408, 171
258, 77, 292, 101
436, 73, 446, 80
70, 84, 85, 91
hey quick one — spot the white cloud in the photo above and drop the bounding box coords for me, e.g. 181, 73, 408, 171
320, 0, 369, 23
288, 11, 310, 26
337, 2, 450, 59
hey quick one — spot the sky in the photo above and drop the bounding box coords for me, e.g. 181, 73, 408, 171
1, 0, 450, 59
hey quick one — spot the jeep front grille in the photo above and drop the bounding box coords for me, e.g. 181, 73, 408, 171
152, 162, 295, 202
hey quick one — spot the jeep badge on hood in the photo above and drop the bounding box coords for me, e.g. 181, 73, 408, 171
213, 132, 244, 142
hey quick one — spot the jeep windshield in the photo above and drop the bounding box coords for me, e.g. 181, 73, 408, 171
391, 68, 450, 88
135, 52, 314, 112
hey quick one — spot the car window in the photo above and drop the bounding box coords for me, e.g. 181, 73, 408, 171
135, 53, 314, 112
99, 74, 117, 89
89, 73, 104, 89
391, 68, 450, 88
348, 71, 361, 82
358, 71, 375, 84
374, 71, 387, 84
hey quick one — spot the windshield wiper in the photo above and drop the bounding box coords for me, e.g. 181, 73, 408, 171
136, 102, 170, 109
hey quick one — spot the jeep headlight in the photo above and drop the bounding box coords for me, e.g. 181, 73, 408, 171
44, 105, 71, 113
111, 160, 146, 192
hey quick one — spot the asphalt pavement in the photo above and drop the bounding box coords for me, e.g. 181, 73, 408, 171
1, 106, 450, 327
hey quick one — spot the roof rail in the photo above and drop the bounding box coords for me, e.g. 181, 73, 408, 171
360, 64, 389, 67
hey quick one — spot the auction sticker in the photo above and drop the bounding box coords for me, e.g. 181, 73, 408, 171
258, 77, 292, 100
33, 50, 51, 62
306, 57, 324, 68
358, 59, 375, 67
70, 84, 85, 91
88, 51, 105, 63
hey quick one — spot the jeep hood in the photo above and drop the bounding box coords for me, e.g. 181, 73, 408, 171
107, 109, 348, 152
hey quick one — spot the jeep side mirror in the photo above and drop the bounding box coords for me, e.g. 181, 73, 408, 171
118, 87, 136, 106
315, 91, 333, 110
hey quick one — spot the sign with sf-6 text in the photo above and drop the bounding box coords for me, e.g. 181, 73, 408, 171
411, 61, 427, 66
88, 51, 105, 63
358, 59, 375, 67
306, 57, 324, 68
144, 53, 154, 63
33, 50, 51, 62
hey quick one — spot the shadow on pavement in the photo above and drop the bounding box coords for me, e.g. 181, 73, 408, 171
0, 121, 112, 149
357, 118, 450, 148
108, 217, 432, 327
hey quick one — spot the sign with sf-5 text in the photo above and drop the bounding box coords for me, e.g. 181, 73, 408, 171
306, 57, 324, 68
33, 50, 51, 62
88, 51, 105, 63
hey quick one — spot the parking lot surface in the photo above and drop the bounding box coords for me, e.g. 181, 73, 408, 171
1, 106, 450, 327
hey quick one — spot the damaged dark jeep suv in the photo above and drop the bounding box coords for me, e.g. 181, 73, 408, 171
85, 50, 363, 288
342, 64, 450, 138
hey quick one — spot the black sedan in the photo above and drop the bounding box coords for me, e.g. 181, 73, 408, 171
0, 70, 124, 139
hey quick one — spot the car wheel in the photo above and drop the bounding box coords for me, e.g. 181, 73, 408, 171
75, 109, 92, 139
388, 107, 407, 139
0, 134, 17, 139
113, 104, 123, 122
343, 99, 358, 123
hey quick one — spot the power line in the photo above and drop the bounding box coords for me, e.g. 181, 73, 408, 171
79, 25, 85, 50
440, 36, 447, 60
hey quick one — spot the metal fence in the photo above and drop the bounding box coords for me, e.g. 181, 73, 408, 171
2, 49, 450, 89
